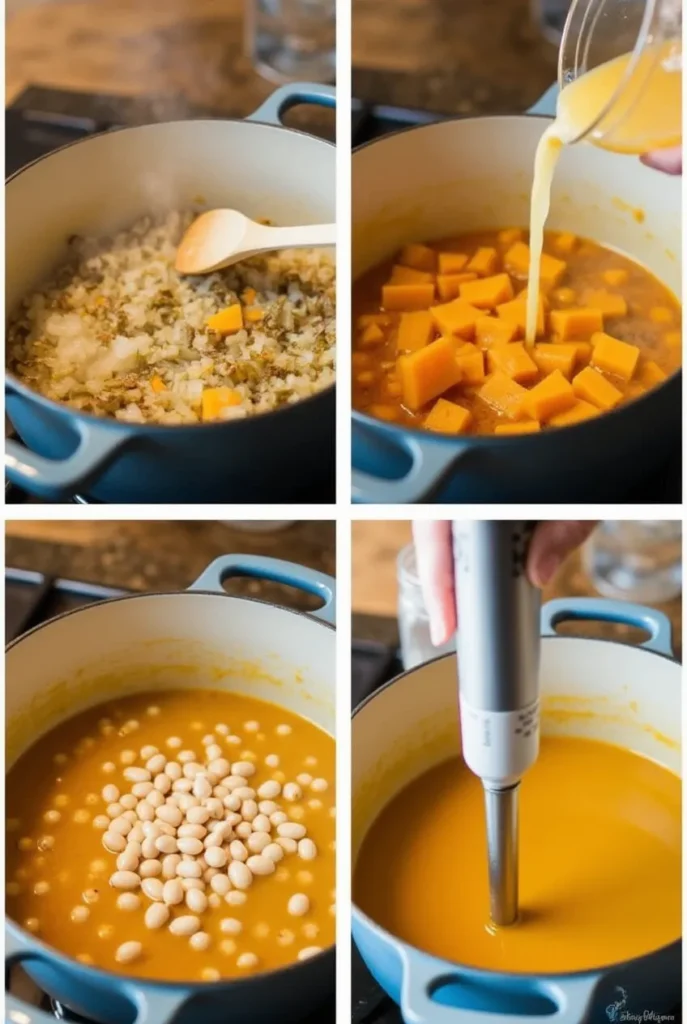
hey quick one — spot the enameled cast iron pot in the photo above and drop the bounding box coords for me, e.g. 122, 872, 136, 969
352, 598, 681, 1023
6, 83, 335, 504
6, 555, 336, 1024
352, 87, 682, 503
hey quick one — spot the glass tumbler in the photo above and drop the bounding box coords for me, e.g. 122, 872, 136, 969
583, 521, 682, 602
245, 0, 335, 84
397, 543, 455, 671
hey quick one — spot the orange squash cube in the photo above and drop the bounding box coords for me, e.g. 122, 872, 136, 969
424, 398, 472, 434
397, 311, 434, 353
478, 371, 528, 421
398, 337, 462, 410
430, 298, 482, 339
497, 228, 524, 246
590, 332, 640, 381
553, 232, 577, 253
539, 252, 567, 289
207, 304, 244, 335
550, 307, 604, 341
602, 268, 629, 287
637, 360, 668, 387
437, 252, 469, 275
357, 313, 392, 329
467, 247, 499, 277
525, 370, 576, 422
368, 404, 399, 422
455, 348, 486, 386
532, 343, 579, 380
389, 264, 435, 285
436, 272, 478, 301
494, 420, 541, 435
459, 273, 514, 310
475, 316, 519, 348
398, 243, 436, 273
201, 387, 242, 420
382, 283, 435, 311
552, 286, 577, 305
549, 400, 600, 427
581, 289, 628, 319
572, 366, 623, 410
359, 323, 385, 346
568, 341, 593, 367
487, 343, 539, 385
503, 241, 531, 278
150, 375, 166, 393
496, 297, 546, 338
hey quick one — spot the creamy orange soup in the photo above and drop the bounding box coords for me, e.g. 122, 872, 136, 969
354, 736, 680, 973
7, 690, 335, 982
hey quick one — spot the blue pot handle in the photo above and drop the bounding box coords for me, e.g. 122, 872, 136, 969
541, 597, 674, 657
247, 82, 336, 126
527, 84, 559, 117
5, 420, 127, 499
400, 947, 600, 1024
352, 432, 467, 504
188, 554, 336, 625
128, 986, 192, 1023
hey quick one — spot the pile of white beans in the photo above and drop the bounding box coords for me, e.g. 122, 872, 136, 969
80, 721, 331, 972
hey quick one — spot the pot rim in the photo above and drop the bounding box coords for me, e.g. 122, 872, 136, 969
6, 582, 336, 991
351, 641, 681, 980
6, 115, 336, 433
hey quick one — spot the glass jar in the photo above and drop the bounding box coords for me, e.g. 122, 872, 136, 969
583, 520, 682, 602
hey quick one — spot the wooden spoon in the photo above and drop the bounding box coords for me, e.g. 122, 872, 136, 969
175, 209, 336, 275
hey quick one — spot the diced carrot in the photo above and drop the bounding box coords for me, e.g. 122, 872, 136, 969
398, 242, 436, 273
455, 348, 486, 386
496, 296, 546, 338
150, 375, 166, 393
368, 404, 399, 421
649, 306, 674, 324
532, 343, 579, 380
602, 268, 629, 287
206, 304, 244, 335
549, 400, 600, 427
389, 264, 435, 285
430, 298, 482, 339
357, 313, 393, 329
503, 241, 531, 278
637, 360, 668, 386
552, 286, 576, 305
382, 283, 435, 311
459, 273, 514, 310
424, 398, 472, 434
487, 342, 539, 385
352, 352, 372, 371
572, 366, 623, 410
478, 371, 528, 420
467, 247, 499, 277
581, 289, 628, 318
397, 310, 434, 353
497, 228, 524, 246
525, 370, 576, 422
398, 337, 462, 410
553, 232, 577, 253
438, 252, 469, 275
590, 332, 640, 381
494, 420, 541, 435
360, 323, 385, 346
550, 307, 604, 340
201, 387, 242, 420
475, 316, 519, 348
436, 272, 478, 301
244, 308, 265, 323
241, 287, 257, 304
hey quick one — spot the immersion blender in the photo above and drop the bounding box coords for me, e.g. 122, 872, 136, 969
452, 521, 542, 926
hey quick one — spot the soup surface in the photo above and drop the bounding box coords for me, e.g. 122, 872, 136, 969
7, 689, 335, 981
354, 736, 681, 973
352, 230, 681, 435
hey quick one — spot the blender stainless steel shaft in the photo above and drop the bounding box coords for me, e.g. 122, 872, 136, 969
452, 521, 542, 926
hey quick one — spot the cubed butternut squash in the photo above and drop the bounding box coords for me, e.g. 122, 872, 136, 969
497, 227, 524, 246
396, 310, 435, 353
244, 308, 265, 323
568, 341, 593, 367
398, 242, 436, 273
424, 398, 472, 434
637, 360, 668, 387
382, 283, 435, 311
478, 371, 528, 420
398, 337, 462, 410
201, 387, 242, 421
581, 289, 628, 318
437, 272, 478, 301
525, 370, 576, 422
539, 252, 567, 289
487, 342, 539, 385
438, 252, 469, 274
368, 404, 398, 421
553, 232, 577, 253
386, 380, 402, 397
455, 348, 486, 386
494, 420, 541, 435
531, 343, 579, 380
549, 307, 604, 340
552, 286, 577, 305
467, 247, 499, 277
602, 268, 629, 287
475, 316, 519, 348
503, 241, 531, 278
572, 366, 623, 410
549, 400, 599, 427
206, 304, 243, 335
359, 322, 385, 346
649, 306, 674, 325
357, 313, 392, 329
590, 332, 640, 381
389, 264, 435, 285
459, 273, 514, 310
430, 298, 482, 339
496, 296, 546, 337
150, 375, 166, 393
241, 287, 257, 304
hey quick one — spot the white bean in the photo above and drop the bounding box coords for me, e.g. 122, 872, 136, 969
246, 855, 275, 877
186, 806, 210, 825
129, 824, 145, 844
176, 860, 203, 879
142, 878, 164, 902
110, 871, 140, 891
237, 952, 259, 969
169, 915, 200, 937
288, 893, 310, 917
116, 849, 140, 872
162, 879, 184, 905
247, 832, 271, 854
132, 782, 153, 798
210, 874, 231, 896
178, 824, 206, 840
155, 835, 178, 855
236, 822, 253, 839
93, 815, 110, 830
257, 780, 281, 799
229, 840, 248, 862
263, 843, 284, 863
189, 930, 211, 951
220, 917, 243, 935
298, 946, 322, 961
147, 754, 167, 774
103, 832, 126, 854
185, 888, 208, 914
142, 837, 159, 859
258, 800, 278, 816
270, 812, 288, 827
228, 861, 253, 890
143, 901, 169, 930
146, 790, 165, 809
178, 795, 200, 813
223, 794, 241, 812
204, 797, 223, 818
71, 905, 90, 923
119, 794, 138, 811
296, 774, 313, 787
207, 758, 230, 777
164, 761, 182, 781
116, 893, 140, 911
234, 787, 256, 801
140, 859, 162, 879
102, 784, 120, 803
193, 776, 212, 800
153, 774, 171, 794
183, 878, 204, 891
109, 816, 132, 837
107, 802, 123, 818
161, 854, 181, 879
298, 839, 317, 861
225, 890, 247, 906
311, 778, 328, 792
241, 800, 258, 822
177, 837, 203, 856
206, 744, 223, 761
182, 762, 204, 779
115, 941, 142, 964
204, 847, 227, 869
136, 801, 155, 823
278, 822, 306, 840
252, 815, 271, 834
282, 783, 302, 802
156, 805, 182, 828
123, 767, 151, 784
232, 762, 256, 778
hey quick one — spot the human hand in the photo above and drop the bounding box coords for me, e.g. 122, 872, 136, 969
641, 147, 682, 175
412, 520, 597, 646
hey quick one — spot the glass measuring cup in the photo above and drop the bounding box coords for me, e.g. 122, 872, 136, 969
557, 0, 682, 152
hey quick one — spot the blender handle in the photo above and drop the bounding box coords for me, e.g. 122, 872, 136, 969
540, 597, 674, 657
